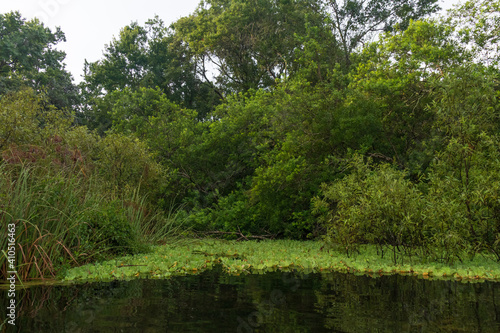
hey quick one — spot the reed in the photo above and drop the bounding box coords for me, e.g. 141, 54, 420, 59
125, 189, 187, 245
0, 162, 188, 281
0, 164, 104, 280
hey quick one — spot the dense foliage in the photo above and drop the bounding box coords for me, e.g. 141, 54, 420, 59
2, 0, 500, 280
0, 89, 181, 279
0, 12, 78, 109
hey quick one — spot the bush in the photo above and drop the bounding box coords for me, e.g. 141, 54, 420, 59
96, 133, 164, 195
80, 200, 148, 257
315, 132, 500, 263
185, 189, 262, 238
313, 156, 425, 260
423, 133, 500, 261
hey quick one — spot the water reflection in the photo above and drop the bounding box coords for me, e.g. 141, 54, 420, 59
2, 266, 500, 332
316, 273, 500, 332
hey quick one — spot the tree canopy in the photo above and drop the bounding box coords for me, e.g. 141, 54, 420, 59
325, 0, 440, 66
0, 11, 78, 109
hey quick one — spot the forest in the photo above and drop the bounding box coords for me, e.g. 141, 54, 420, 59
1, 0, 500, 281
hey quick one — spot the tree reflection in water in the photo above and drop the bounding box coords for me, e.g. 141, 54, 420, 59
2, 266, 500, 332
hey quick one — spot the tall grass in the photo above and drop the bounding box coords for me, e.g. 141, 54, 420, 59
1, 164, 104, 280
0, 163, 186, 281
124, 189, 188, 245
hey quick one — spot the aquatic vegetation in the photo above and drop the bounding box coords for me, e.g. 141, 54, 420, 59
63, 240, 500, 283
0, 161, 184, 281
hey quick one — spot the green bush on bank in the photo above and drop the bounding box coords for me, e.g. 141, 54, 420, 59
79, 199, 149, 257
313, 156, 426, 260
314, 141, 500, 263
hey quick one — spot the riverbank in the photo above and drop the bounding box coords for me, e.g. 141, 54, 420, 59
61, 239, 500, 283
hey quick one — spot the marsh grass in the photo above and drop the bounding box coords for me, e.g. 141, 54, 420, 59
124, 190, 187, 245
0, 163, 185, 282
0, 164, 108, 280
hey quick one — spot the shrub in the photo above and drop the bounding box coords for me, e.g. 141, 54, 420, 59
80, 200, 148, 257
313, 155, 426, 261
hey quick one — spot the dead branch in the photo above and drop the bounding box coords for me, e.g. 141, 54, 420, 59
195, 230, 277, 241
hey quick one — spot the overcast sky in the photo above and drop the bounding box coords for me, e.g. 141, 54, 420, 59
1, 0, 461, 84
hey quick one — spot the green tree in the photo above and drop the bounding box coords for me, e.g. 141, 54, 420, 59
0, 89, 45, 150
96, 86, 205, 207
0, 11, 78, 109
96, 132, 164, 194
423, 61, 500, 260
314, 3, 500, 260
0, 88, 72, 151
81, 16, 218, 131
446, 0, 500, 68
173, 0, 330, 94
162, 89, 272, 210
324, 0, 440, 67
347, 18, 469, 175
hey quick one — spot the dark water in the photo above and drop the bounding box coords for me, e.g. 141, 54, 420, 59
2, 266, 500, 332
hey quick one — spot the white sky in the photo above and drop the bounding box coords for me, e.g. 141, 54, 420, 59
0, 0, 461, 84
